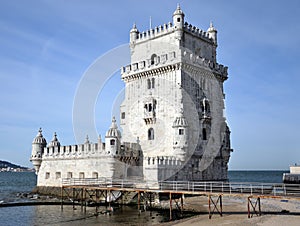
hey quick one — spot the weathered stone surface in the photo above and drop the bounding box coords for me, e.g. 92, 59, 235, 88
30, 6, 232, 187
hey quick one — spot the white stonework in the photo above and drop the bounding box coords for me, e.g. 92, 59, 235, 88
30, 6, 233, 187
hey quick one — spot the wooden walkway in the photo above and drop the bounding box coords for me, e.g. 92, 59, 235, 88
60, 178, 300, 219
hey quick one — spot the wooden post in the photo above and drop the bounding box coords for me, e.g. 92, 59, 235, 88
219, 195, 223, 217
169, 192, 172, 221
108, 190, 111, 210
247, 197, 250, 218
72, 188, 75, 209
180, 194, 184, 214
81, 188, 84, 210
96, 189, 99, 214
258, 197, 261, 216
208, 195, 211, 219
138, 191, 140, 212
60, 186, 63, 210
84, 188, 86, 212
105, 190, 107, 210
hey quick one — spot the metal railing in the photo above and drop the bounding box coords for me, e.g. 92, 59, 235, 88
61, 178, 300, 197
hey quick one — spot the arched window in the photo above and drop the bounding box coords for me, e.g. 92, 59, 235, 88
202, 128, 207, 140
147, 79, 151, 89
148, 128, 154, 140
202, 98, 210, 114
110, 139, 115, 145
151, 54, 157, 65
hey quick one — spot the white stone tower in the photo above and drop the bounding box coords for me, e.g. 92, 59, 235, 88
121, 5, 232, 181
30, 128, 47, 174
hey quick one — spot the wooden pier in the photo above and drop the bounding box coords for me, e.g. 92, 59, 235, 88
60, 178, 300, 220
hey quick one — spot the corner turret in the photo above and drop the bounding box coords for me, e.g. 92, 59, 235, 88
172, 110, 188, 160
105, 117, 121, 155
207, 21, 217, 45
173, 4, 184, 40
30, 128, 47, 174
130, 23, 139, 44
173, 4, 184, 29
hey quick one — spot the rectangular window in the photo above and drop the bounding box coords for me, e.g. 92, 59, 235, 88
45, 172, 50, 179
79, 172, 85, 179
121, 112, 125, 119
179, 129, 184, 135
92, 172, 98, 179
56, 172, 61, 179
67, 172, 73, 178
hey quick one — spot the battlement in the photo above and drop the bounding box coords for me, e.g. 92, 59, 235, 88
121, 51, 177, 79
182, 50, 228, 79
132, 21, 174, 43
42, 143, 105, 159
131, 21, 213, 45
183, 22, 212, 42
41, 141, 142, 161
145, 156, 183, 167
121, 50, 227, 80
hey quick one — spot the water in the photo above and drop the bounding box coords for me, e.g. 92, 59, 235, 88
0, 171, 288, 225
0, 172, 36, 203
228, 170, 289, 183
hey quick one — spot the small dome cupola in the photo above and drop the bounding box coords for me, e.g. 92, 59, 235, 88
106, 116, 121, 138
48, 132, 60, 147
173, 3, 184, 17
130, 23, 139, 43
173, 4, 185, 29
173, 110, 188, 128
32, 128, 47, 145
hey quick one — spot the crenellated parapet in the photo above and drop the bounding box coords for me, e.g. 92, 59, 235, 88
121, 49, 228, 81
121, 51, 177, 79
42, 143, 106, 159
145, 156, 183, 167
130, 22, 175, 44
183, 22, 213, 43
130, 21, 214, 45
182, 50, 228, 80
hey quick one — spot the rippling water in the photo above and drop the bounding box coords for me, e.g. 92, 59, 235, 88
0, 205, 169, 226
0, 170, 288, 225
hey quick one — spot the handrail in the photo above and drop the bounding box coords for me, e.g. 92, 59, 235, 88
61, 178, 300, 197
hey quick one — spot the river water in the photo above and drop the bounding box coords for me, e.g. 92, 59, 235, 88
0, 171, 288, 225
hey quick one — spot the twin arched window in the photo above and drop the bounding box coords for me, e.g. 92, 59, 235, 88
147, 78, 155, 89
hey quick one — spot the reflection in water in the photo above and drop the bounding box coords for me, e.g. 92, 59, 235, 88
1, 205, 168, 226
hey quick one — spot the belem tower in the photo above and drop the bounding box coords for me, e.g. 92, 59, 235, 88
30, 6, 233, 188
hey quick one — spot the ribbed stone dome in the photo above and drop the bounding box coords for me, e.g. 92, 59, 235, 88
130, 23, 138, 33
173, 111, 188, 127
48, 132, 60, 147
173, 4, 184, 16
106, 117, 121, 137
32, 128, 47, 145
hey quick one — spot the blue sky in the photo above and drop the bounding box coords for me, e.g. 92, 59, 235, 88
1, 0, 300, 169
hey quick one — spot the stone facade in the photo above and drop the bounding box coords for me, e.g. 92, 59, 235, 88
30, 6, 232, 187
